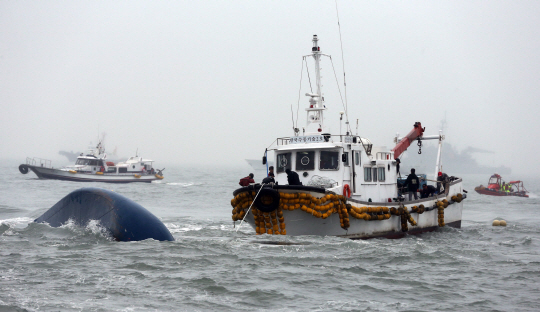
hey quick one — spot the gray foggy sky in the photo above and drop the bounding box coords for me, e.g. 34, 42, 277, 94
1, 1, 539, 175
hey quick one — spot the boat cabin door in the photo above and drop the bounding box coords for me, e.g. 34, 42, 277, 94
342, 151, 352, 192
352, 150, 360, 193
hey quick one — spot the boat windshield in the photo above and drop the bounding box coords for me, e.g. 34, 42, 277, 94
276, 153, 291, 173
320, 151, 339, 170
75, 158, 101, 166
296, 151, 315, 171
488, 176, 500, 185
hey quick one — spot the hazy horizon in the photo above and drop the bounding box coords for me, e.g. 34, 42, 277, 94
2, 1, 539, 176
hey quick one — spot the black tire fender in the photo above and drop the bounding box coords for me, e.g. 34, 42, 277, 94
255, 187, 280, 213
19, 164, 29, 174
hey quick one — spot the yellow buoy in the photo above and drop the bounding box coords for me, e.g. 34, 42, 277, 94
492, 220, 500, 226
499, 220, 507, 226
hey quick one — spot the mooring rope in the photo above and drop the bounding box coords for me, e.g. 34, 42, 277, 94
235, 183, 269, 233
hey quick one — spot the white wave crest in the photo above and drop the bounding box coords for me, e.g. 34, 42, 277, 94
58, 218, 112, 239
0, 217, 34, 228
166, 222, 202, 233
165, 182, 204, 187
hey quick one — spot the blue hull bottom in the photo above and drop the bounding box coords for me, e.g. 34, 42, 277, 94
35, 188, 174, 241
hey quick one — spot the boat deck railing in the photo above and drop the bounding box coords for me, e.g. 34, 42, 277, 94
73, 170, 157, 177
26, 157, 52, 168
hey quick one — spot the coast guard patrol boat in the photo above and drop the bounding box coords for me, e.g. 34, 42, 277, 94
19, 142, 163, 183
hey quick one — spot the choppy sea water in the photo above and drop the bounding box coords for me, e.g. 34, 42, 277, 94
1, 159, 540, 312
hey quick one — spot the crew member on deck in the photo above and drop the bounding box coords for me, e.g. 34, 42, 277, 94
419, 184, 437, 198
239, 173, 255, 186
437, 172, 449, 193
402, 168, 419, 200
285, 169, 302, 186
262, 173, 275, 184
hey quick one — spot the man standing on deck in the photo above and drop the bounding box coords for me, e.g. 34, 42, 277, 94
402, 168, 419, 200
285, 169, 302, 186
437, 172, 449, 193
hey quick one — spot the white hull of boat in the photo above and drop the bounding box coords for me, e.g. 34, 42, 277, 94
25, 165, 160, 183
238, 179, 464, 239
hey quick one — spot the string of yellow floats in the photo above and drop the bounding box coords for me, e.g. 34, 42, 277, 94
231, 191, 463, 234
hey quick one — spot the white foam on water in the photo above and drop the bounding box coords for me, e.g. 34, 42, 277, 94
0, 217, 34, 228
166, 222, 203, 233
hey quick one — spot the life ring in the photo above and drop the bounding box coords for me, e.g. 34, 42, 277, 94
19, 165, 29, 174
343, 184, 351, 198
254, 187, 280, 213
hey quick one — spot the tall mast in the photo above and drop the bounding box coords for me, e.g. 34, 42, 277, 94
305, 35, 327, 134
314, 35, 322, 106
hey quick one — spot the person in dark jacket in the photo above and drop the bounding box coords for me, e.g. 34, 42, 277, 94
419, 184, 437, 198
262, 173, 275, 184
402, 168, 419, 200
285, 169, 302, 185
239, 173, 255, 186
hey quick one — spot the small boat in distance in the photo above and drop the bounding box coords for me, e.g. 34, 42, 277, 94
245, 159, 274, 172
58, 150, 81, 163
19, 142, 164, 183
474, 174, 529, 198
230, 35, 466, 239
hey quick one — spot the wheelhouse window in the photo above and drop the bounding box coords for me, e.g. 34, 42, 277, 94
296, 151, 315, 171
364, 167, 372, 182
277, 153, 291, 173
344, 152, 350, 166
378, 167, 385, 182
372, 168, 378, 182
320, 151, 339, 170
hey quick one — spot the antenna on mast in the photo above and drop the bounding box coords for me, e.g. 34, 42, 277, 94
303, 34, 327, 133
335, 0, 350, 132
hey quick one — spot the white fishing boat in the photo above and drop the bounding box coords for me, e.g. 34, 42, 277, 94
19, 142, 164, 183
230, 35, 466, 239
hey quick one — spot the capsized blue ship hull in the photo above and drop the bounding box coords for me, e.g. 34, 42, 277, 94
35, 188, 174, 241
